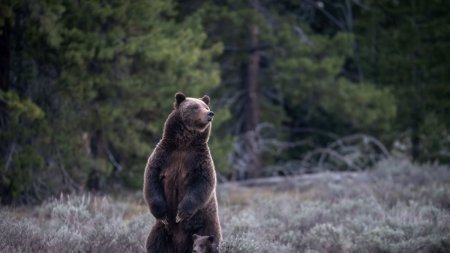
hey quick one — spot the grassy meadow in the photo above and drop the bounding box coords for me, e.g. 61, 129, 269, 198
1, 159, 449, 253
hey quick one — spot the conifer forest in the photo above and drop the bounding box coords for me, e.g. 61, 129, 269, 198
1, 1, 450, 252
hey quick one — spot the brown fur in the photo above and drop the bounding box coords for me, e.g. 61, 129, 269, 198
192, 234, 218, 253
144, 92, 221, 253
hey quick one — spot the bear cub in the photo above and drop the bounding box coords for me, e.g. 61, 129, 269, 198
193, 234, 219, 253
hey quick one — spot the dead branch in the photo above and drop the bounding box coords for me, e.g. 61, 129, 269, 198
230, 123, 312, 179
105, 146, 122, 172
294, 26, 314, 47
3, 141, 16, 171
302, 134, 389, 172
266, 133, 391, 176
316, 148, 362, 171
220, 170, 370, 189
55, 147, 82, 192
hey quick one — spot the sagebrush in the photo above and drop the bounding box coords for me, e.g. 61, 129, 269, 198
1, 159, 449, 253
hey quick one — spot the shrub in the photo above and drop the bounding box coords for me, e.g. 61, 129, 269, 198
1, 159, 449, 253
0, 195, 152, 253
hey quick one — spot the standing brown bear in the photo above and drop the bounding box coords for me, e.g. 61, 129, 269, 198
144, 92, 221, 253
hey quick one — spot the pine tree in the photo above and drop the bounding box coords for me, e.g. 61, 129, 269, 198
355, 0, 450, 161
0, 0, 222, 203
185, 0, 396, 178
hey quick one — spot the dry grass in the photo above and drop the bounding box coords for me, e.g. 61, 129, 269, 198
1, 159, 450, 253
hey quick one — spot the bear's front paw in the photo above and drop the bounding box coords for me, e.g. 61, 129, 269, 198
175, 212, 183, 223
176, 209, 191, 223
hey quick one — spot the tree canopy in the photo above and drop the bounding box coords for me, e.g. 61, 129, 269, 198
1, 0, 449, 203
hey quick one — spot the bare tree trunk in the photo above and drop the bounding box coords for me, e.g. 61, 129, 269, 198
87, 130, 104, 191
245, 25, 261, 178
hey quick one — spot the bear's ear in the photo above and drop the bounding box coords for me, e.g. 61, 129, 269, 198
207, 235, 215, 243
174, 92, 186, 108
201, 95, 210, 105
192, 234, 199, 240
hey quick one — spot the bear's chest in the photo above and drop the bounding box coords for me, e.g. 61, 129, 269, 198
161, 150, 193, 216
161, 150, 191, 191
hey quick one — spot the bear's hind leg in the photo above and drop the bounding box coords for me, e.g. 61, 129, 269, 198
146, 222, 174, 253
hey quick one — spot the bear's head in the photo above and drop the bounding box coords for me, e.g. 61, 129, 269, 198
174, 92, 214, 132
192, 234, 217, 253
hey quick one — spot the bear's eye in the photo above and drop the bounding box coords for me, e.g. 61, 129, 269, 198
192, 105, 199, 110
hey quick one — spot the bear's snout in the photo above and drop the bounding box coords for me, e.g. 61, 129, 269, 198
207, 111, 214, 121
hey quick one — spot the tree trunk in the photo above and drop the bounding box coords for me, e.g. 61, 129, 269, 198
245, 25, 261, 179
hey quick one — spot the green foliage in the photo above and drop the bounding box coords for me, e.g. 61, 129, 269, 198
274, 24, 395, 131
321, 80, 396, 134
192, 1, 397, 177
419, 113, 450, 162
0, 0, 224, 202
209, 108, 235, 175
0, 91, 44, 122
0, 90, 46, 202
1, 0, 449, 202
355, 0, 450, 158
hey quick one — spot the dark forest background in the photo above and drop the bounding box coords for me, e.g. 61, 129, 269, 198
1, 0, 449, 204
